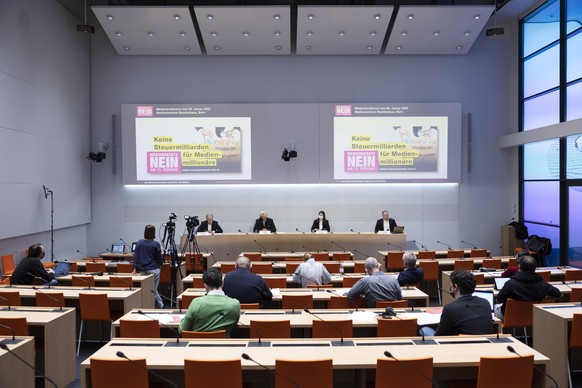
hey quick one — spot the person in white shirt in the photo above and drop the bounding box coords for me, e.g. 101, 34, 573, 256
374, 210, 398, 233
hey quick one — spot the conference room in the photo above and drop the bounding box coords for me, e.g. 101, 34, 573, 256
1, 0, 582, 386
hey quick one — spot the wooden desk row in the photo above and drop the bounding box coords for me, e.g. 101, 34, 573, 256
0, 336, 35, 387
80, 335, 549, 388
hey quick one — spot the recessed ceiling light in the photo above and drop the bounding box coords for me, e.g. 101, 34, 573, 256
185, 46, 191, 51
207, 15, 213, 20
308, 14, 314, 20
274, 31, 281, 36
214, 46, 220, 50
464, 31, 471, 36
211, 31, 217, 37
306, 45, 312, 50
276, 45, 282, 50
180, 31, 187, 37
339, 31, 345, 36
370, 31, 377, 36
407, 14, 414, 20
401, 31, 407, 36
274, 14, 280, 20
374, 14, 381, 20
123, 46, 130, 51
456, 45, 463, 50
396, 45, 402, 50
307, 31, 313, 36
174, 15, 180, 20
433, 31, 440, 36
243, 31, 250, 37
107, 15, 113, 20
474, 14, 480, 20
147, 31, 154, 37
115, 31, 122, 37
367, 45, 373, 50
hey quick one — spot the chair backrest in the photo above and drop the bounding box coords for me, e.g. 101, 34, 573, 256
116, 263, 134, 273
570, 288, 582, 303
332, 253, 351, 261
109, 276, 132, 288
181, 329, 226, 338
476, 355, 533, 388
471, 249, 488, 258
35, 291, 65, 308
502, 298, 536, 329
474, 273, 485, 285
323, 262, 340, 273
0, 290, 21, 307
328, 296, 363, 309
285, 262, 300, 275
243, 253, 263, 262
240, 303, 260, 310
312, 319, 352, 339
84, 257, 103, 261
565, 270, 582, 282
263, 277, 287, 289
160, 264, 172, 283
250, 320, 291, 338
376, 357, 433, 388
447, 250, 465, 259
181, 294, 201, 310
86, 262, 107, 273
507, 257, 518, 268
536, 270, 551, 282
282, 294, 313, 310
90, 358, 149, 388
185, 253, 204, 273
0, 317, 28, 336
482, 258, 502, 269
252, 263, 273, 274
342, 276, 364, 288
79, 293, 111, 321
569, 313, 582, 349
386, 252, 404, 270
284, 257, 303, 262
353, 262, 365, 273
191, 277, 205, 288
184, 359, 242, 388
376, 299, 409, 308
72, 275, 96, 287
1, 253, 15, 275
453, 260, 474, 271
311, 253, 329, 261
377, 318, 418, 337
417, 251, 436, 260
418, 261, 439, 281
221, 263, 236, 274
119, 319, 160, 338
275, 359, 333, 388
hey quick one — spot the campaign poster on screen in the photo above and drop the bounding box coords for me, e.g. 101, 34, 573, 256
132, 105, 252, 182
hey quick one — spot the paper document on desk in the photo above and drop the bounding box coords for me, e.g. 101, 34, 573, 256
270, 288, 281, 296
333, 288, 351, 296
350, 311, 378, 322
136, 313, 185, 324
399, 312, 441, 326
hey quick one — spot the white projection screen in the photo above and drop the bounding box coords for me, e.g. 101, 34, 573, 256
121, 102, 461, 184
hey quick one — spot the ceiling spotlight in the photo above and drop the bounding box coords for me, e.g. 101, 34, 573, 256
276, 45, 282, 50
77, 24, 95, 33
107, 15, 113, 20
180, 31, 187, 37
211, 31, 217, 37
474, 14, 480, 20
307, 31, 313, 36
367, 45, 373, 50
174, 15, 180, 20
374, 14, 381, 20
207, 15, 213, 20
243, 31, 250, 37
123, 46, 130, 51
464, 31, 471, 36
339, 31, 345, 36
433, 31, 440, 36
370, 31, 377, 36
401, 31, 408, 36
147, 31, 154, 37
115, 31, 122, 37
456, 45, 463, 50
185, 46, 191, 50
308, 14, 314, 20
396, 45, 402, 50
214, 46, 220, 50
306, 45, 312, 50
274, 14, 280, 20
275, 31, 281, 36
407, 14, 414, 20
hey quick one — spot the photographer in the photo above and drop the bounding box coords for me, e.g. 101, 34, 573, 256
133, 224, 164, 308
196, 214, 223, 234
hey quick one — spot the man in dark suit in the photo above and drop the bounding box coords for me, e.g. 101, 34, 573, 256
253, 211, 276, 233
223, 256, 273, 307
196, 214, 223, 234
433, 269, 494, 336
374, 210, 397, 233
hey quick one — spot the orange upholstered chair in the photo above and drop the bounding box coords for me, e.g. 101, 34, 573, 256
35, 291, 65, 309
109, 276, 133, 288
312, 319, 352, 339
332, 252, 351, 261
86, 262, 106, 273
282, 294, 313, 310
252, 263, 273, 274
502, 298, 536, 344
0, 290, 21, 307
419, 260, 441, 305
90, 357, 149, 388
376, 299, 409, 308
454, 260, 474, 271
377, 318, 418, 337
417, 251, 436, 260
570, 288, 582, 303
482, 258, 502, 269
182, 330, 226, 338
119, 319, 160, 338
343, 276, 364, 288
240, 303, 260, 310
386, 252, 404, 271
263, 277, 287, 289
72, 275, 95, 288
565, 270, 582, 282
448, 250, 465, 259
275, 359, 333, 388
311, 253, 329, 261
376, 356, 433, 388
285, 262, 300, 275
471, 249, 488, 258
250, 320, 291, 338
184, 359, 242, 388
0, 317, 29, 336
476, 355, 533, 388
181, 294, 201, 310
116, 263, 134, 273
77, 293, 112, 356
1, 254, 15, 275
244, 253, 263, 262
220, 263, 236, 274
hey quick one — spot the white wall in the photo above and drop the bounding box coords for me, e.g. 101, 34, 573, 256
0, 0, 91, 263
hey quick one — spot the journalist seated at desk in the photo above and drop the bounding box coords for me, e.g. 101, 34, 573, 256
293, 253, 332, 288
223, 256, 273, 307
346, 257, 402, 308
397, 252, 424, 287
10, 243, 57, 286
179, 268, 240, 337
494, 255, 562, 321
422, 269, 494, 336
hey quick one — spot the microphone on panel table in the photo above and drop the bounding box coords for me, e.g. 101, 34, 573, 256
383, 351, 440, 388
0, 294, 15, 311
436, 241, 453, 250
32, 286, 63, 310
120, 238, 131, 250
331, 241, 346, 253
303, 308, 354, 346
137, 310, 187, 347
302, 245, 320, 253
386, 242, 403, 252
0, 323, 17, 342
241, 353, 300, 388
116, 351, 178, 388
26, 272, 54, 289
253, 240, 267, 254
353, 249, 371, 259
238, 229, 249, 235
413, 240, 429, 251
350, 228, 360, 234
296, 228, 306, 234
76, 249, 89, 258
235, 321, 270, 347
506, 346, 559, 388
461, 241, 478, 249
0, 343, 57, 388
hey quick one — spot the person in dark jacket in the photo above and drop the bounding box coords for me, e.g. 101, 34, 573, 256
397, 252, 424, 286
133, 225, 164, 308
196, 214, 223, 234
10, 243, 57, 286
495, 255, 562, 320
310, 210, 331, 233
374, 210, 398, 233
253, 211, 276, 233
223, 256, 273, 307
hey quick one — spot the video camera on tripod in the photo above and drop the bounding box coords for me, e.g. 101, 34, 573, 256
184, 215, 199, 242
